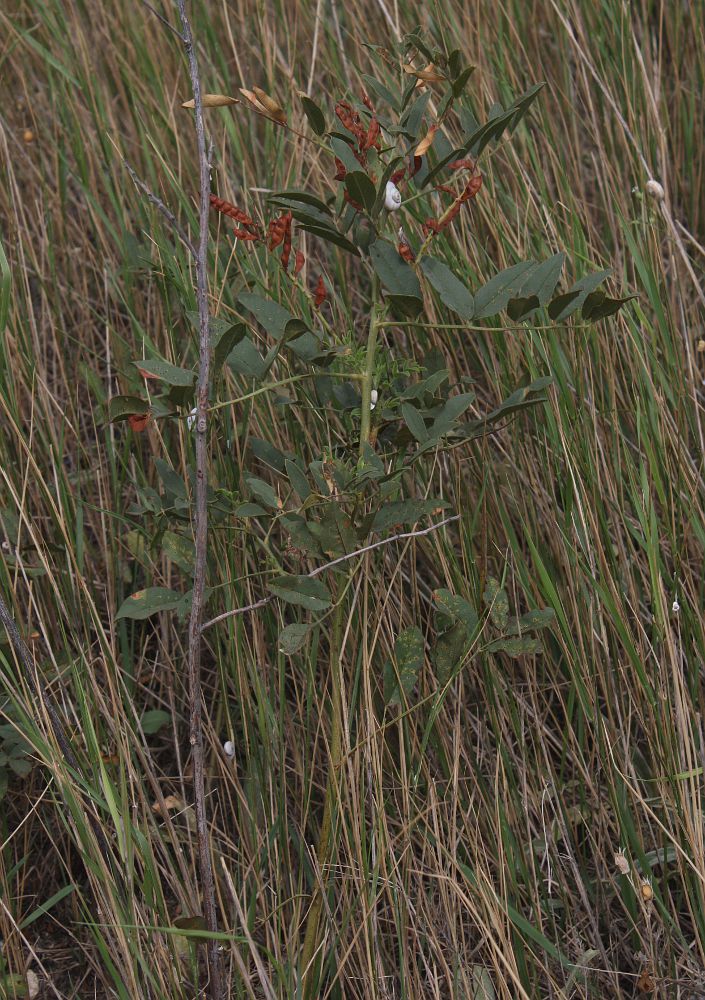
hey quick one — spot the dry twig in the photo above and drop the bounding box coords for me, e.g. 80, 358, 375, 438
201, 515, 461, 630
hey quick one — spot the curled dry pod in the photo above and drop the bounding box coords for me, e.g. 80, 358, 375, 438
403, 62, 445, 83
363, 118, 381, 151
268, 211, 292, 251
448, 157, 476, 171
459, 174, 483, 202
240, 88, 286, 125
252, 86, 287, 124
414, 124, 439, 158
182, 93, 238, 109
281, 220, 292, 270
232, 227, 260, 241
209, 195, 258, 229
314, 274, 327, 308
397, 228, 415, 263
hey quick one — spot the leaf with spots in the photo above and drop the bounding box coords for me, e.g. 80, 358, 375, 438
384, 626, 424, 705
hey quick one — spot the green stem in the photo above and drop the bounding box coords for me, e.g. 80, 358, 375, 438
208, 372, 365, 414
300, 599, 346, 997
379, 321, 591, 331
359, 274, 382, 457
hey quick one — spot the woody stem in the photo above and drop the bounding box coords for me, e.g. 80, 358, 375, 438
359, 274, 382, 456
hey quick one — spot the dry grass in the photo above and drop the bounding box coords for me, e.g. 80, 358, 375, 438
1, 0, 704, 996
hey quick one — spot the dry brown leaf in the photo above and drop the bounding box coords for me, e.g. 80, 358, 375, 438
181, 93, 238, 109
414, 124, 439, 158
636, 969, 655, 993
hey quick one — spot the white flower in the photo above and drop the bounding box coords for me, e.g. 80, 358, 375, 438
645, 178, 665, 202
187, 406, 198, 431
223, 740, 235, 759
384, 181, 402, 212
370, 389, 378, 410
672, 600, 680, 613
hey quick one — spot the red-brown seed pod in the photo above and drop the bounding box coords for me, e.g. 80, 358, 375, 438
459, 173, 483, 202
209, 194, 258, 229
362, 91, 374, 111
439, 202, 462, 230
409, 155, 423, 178
232, 227, 260, 241
390, 167, 407, 186
363, 118, 381, 151
448, 157, 476, 172
268, 211, 292, 250
333, 157, 347, 182
314, 274, 327, 308
397, 237, 415, 263
335, 100, 365, 142
294, 249, 305, 275
281, 219, 292, 270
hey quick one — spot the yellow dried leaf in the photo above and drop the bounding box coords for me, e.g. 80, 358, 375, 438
181, 93, 238, 109
414, 124, 439, 157
403, 62, 445, 83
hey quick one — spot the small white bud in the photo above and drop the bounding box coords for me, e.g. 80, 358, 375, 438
645, 178, 665, 202
370, 389, 378, 410
187, 406, 198, 431
223, 740, 235, 759
384, 181, 402, 212
672, 600, 680, 614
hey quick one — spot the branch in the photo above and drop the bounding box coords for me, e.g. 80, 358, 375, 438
201, 514, 461, 631
120, 154, 197, 260
173, 2, 224, 997
140, 0, 185, 40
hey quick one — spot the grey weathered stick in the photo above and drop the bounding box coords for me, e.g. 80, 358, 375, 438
201, 514, 461, 631
121, 155, 197, 260
173, 1, 224, 997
